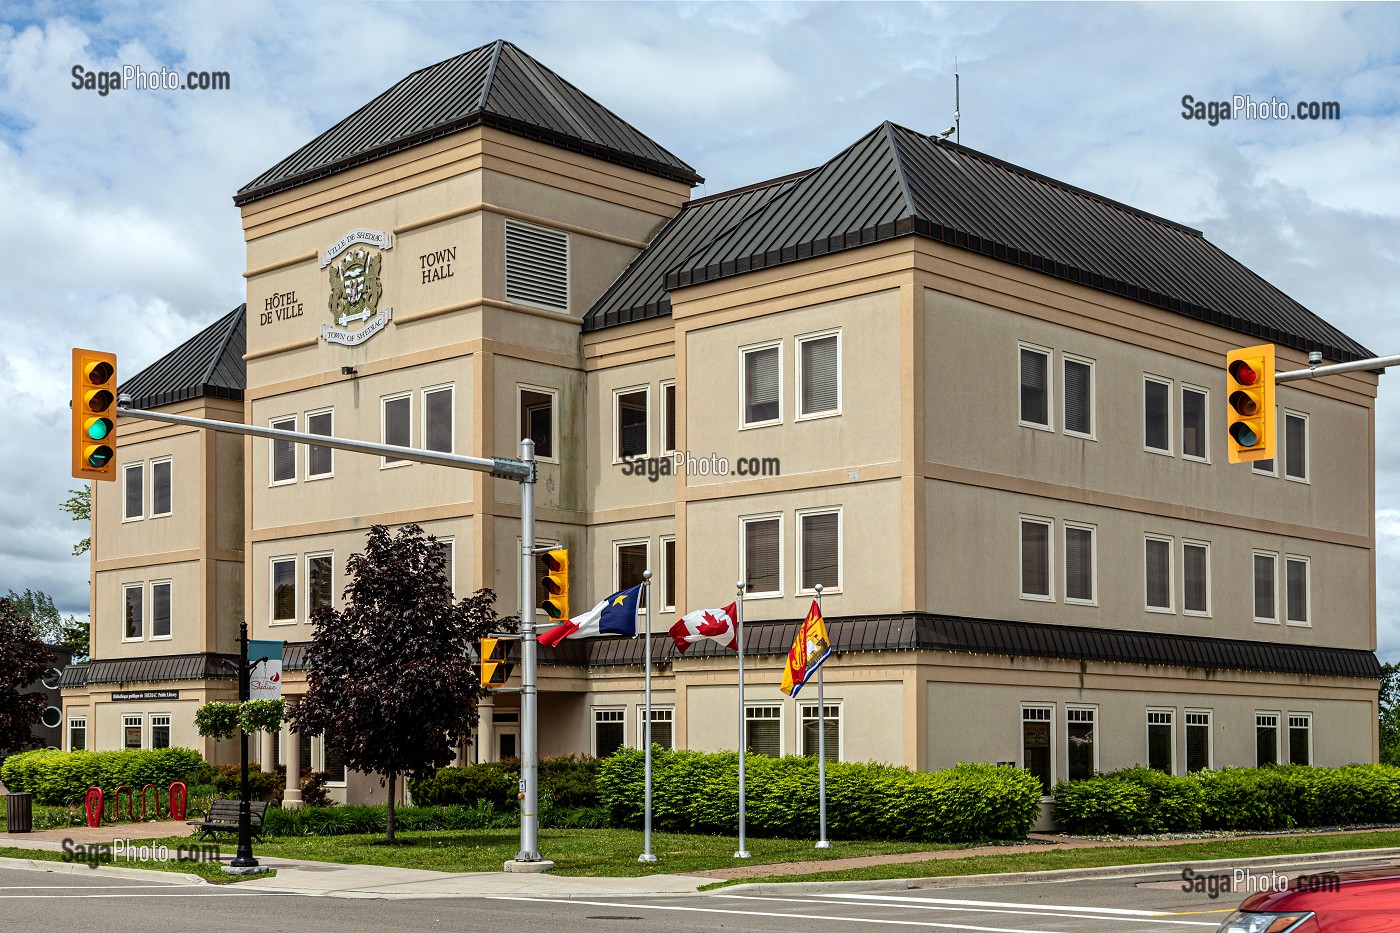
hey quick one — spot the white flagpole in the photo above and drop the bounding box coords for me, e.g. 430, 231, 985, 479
814, 583, 829, 849
639, 571, 657, 864
734, 580, 750, 859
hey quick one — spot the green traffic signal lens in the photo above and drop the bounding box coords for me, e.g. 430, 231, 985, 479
85, 445, 114, 468
85, 417, 113, 440
1229, 422, 1258, 448
543, 601, 564, 619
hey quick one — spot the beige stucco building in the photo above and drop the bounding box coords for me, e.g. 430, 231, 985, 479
65, 41, 1382, 811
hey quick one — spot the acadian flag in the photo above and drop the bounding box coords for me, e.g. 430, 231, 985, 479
668, 603, 739, 653
537, 584, 643, 648
780, 600, 832, 697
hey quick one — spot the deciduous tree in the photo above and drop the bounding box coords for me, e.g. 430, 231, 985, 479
0, 598, 54, 757
5, 589, 88, 661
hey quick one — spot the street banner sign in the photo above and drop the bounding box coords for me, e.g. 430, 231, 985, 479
248, 639, 284, 700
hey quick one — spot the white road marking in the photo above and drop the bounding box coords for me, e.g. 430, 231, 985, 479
812, 893, 1197, 918
719, 894, 1218, 927
0, 884, 202, 889
0, 890, 297, 898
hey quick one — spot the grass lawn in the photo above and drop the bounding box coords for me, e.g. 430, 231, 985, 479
0, 845, 274, 885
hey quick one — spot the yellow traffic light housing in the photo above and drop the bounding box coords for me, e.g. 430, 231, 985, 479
1226, 343, 1276, 464
72, 348, 118, 481
539, 548, 569, 621
479, 637, 516, 688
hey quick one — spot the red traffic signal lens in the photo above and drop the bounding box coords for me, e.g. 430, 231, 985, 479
1228, 359, 1258, 386
84, 361, 114, 385
1229, 422, 1259, 448
542, 553, 563, 573
1228, 390, 1259, 417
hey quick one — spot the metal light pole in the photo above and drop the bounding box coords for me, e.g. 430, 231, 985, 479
514, 438, 545, 865
230, 621, 258, 870
638, 569, 657, 864
814, 584, 829, 849
734, 580, 750, 859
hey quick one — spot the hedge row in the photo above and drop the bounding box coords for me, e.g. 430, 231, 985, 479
0, 749, 205, 806
407, 756, 602, 810
1053, 764, 1400, 834
260, 799, 608, 837
597, 748, 1043, 843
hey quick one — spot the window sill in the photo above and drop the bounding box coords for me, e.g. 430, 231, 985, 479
1063, 431, 1096, 442
742, 591, 783, 600
796, 409, 841, 423
150, 512, 172, 520
1183, 611, 1213, 619
1143, 447, 1173, 457
121, 637, 144, 643
1065, 598, 1098, 607
306, 473, 334, 482
150, 635, 173, 642
799, 587, 842, 597
1254, 617, 1282, 625
614, 454, 650, 465
1019, 421, 1053, 433
1020, 593, 1054, 602
1145, 606, 1175, 614
121, 516, 145, 524
738, 420, 782, 432
1285, 620, 1312, 628
269, 479, 297, 487
1182, 455, 1210, 465
1284, 475, 1310, 485
380, 461, 412, 470
269, 620, 298, 627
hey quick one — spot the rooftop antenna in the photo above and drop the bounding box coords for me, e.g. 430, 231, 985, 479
954, 57, 961, 144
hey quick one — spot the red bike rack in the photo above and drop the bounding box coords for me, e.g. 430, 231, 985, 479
112, 785, 133, 822
139, 784, 161, 821
167, 782, 187, 821
84, 787, 103, 827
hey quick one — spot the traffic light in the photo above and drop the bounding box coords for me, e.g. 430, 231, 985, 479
71, 348, 118, 481
1225, 343, 1276, 464
479, 637, 517, 688
539, 548, 569, 621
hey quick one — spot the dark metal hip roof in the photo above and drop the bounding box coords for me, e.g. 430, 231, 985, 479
64, 654, 238, 686
119, 304, 245, 410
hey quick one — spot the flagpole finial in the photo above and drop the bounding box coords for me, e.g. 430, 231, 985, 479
643, 570, 652, 581
814, 584, 823, 595
735, 580, 744, 591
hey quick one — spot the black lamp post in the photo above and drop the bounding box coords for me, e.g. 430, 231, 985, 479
220, 621, 266, 873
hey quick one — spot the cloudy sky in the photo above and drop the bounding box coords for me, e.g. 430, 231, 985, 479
3, 1, 1400, 656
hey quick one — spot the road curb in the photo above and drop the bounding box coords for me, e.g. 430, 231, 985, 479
0, 855, 207, 885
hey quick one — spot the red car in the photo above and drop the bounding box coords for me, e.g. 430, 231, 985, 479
1217, 865, 1400, 931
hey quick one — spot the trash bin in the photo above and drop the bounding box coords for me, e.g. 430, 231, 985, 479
6, 793, 33, 833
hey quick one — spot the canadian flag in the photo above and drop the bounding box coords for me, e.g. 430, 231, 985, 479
668, 603, 739, 653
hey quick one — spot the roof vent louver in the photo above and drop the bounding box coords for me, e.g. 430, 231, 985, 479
505, 219, 570, 314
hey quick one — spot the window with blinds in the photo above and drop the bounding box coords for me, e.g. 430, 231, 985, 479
1147, 710, 1174, 773
1253, 415, 1277, 474
662, 537, 676, 610
1144, 376, 1170, 452
799, 332, 840, 417
1183, 542, 1210, 615
504, 218, 569, 313
306, 410, 332, 478
616, 388, 648, 458
1254, 552, 1277, 621
382, 395, 410, 464
800, 509, 840, 592
1186, 711, 1211, 772
746, 706, 781, 757
801, 704, 840, 761
1145, 536, 1172, 610
1285, 412, 1308, 481
424, 386, 453, 454
272, 557, 296, 623
1021, 707, 1052, 795
1062, 357, 1092, 436
742, 344, 781, 425
637, 707, 674, 750
1019, 347, 1049, 428
1064, 524, 1094, 603
324, 739, 348, 783
594, 709, 625, 758
1256, 713, 1279, 766
434, 539, 454, 596
1020, 518, 1051, 599
1286, 557, 1309, 624
152, 459, 172, 516
1182, 387, 1207, 460
519, 387, 555, 460
151, 581, 171, 638
1066, 708, 1095, 780
662, 382, 676, 452
615, 541, 648, 592
124, 462, 144, 519
123, 583, 143, 640
1288, 714, 1311, 765
150, 714, 171, 750
270, 416, 296, 483
308, 553, 334, 614
743, 516, 781, 594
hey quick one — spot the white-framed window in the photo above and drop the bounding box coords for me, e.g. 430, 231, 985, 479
614, 539, 649, 593
505, 217, 569, 313
1253, 411, 1278, 475
660, 536, 676, 612
1253, 551, 1278, 623
1285, 555, 1310, 626
1284, 411, 1309, 482
741, 513, 782, 597
636, 706, 674, 750
1064, 522, 1096, 604
801, 703, 841, 761
1181, 385, 1208, 462
594, 708, 626, 758
1019, 344, 1052, 430
423, 384, 453, 454
123, 462, 144, 521
1021, 705, 1053, 796
68, 715, 87, 752
271, 556, 297, 624
1020, 516, 1053, 601
1143, 375, 1172, 454
1185, 710, 1212, 772
797, 507, 841, 594
151, 457, 173, 517
381, 393, 411, 466
321, 737, 348, 786
741, 341, 782, 428
122, 583, 143, 641
1182, 540, 1211, 616
745, 705, 782, 757
307, 552, 334, 616
1145, 534, 1174, 612
1147, 709, 1175, 773
306, 409, 333, 479
150, 580, 172, 640
614, 385, 649, 460
660, 380, 677, 454
1066, 707, 1097, 781
519, 385, 557, 461
797, 329, 841, 420
269, 415, 296, 484
435, 537, 456, 597
1062, 355, 1094, 438
150, 714, 171, 750
123, 714, 143, 750
1288, 713, 1312, 766
1256, 712, 1280, 766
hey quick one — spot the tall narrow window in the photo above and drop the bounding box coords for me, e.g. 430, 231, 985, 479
1183, 541, 1210, 615
308, 553, 334, 615
1062, 357, 1093, 437
615, 388, 648, 459
271, 557, 296, 623
151, 581, 171, 639
123, 583, 143, 640
801, 704, 840, 761
1253, 412, 1277, 475
1256, 713, 1279, 766
799, 508, 840, 592
742, 343, 781, 426
324, 740, 348, 784
1286, 556, 1309, 625
123, 714, 143, 750
742, 515, 781, 595
1285, 412, 1308, 481
424, 386, 453, 454
270, 416, 296, 483
1019, 347, 1050, 428
519, 387, 556, 460
1147, 710, 1174, 773
798, 331, 840, 418
1066, 708, 1096, 781
1288, 714, 1311, 765
435, 539, 455, 595
123, 462, 144, 520
1254, 552, 1277, 622
307, 410, 333, 478
151, 458, 172, 516
1022, 706, 1052, 795
594, 709, 625, 758
637, 707, 674, 750
382, 394, 411, 465
745, 705, 781, 757
505, 218, 569, 313
1186, 711, 1212, 772
69, 716, 87, 752
1064, 523, 1095, 603
1145, 536, 1173, 611
1020, 518, 1051, 600
614, 540, 648, 593
661, 537, 676, 611
1144, 377, 1171, 453
661, 381, 676, 453
150, 714, 171, 750
1182, 386, 1207, 460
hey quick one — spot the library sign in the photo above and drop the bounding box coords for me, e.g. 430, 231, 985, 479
112, 690, 179, 702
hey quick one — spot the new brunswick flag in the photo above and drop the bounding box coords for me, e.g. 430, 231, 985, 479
780, 600, 833, 697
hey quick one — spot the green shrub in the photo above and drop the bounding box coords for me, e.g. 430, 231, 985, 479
260, 802, 516, 837
408, 756, 604, 810
1053, 776, 1152, 834
0, 748, 205, 806
209, 764, 284, 802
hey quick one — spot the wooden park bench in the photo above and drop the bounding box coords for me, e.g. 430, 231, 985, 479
187, 799, 270, 841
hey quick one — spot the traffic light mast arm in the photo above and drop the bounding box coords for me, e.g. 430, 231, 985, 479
1275, 352, 1400, 383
